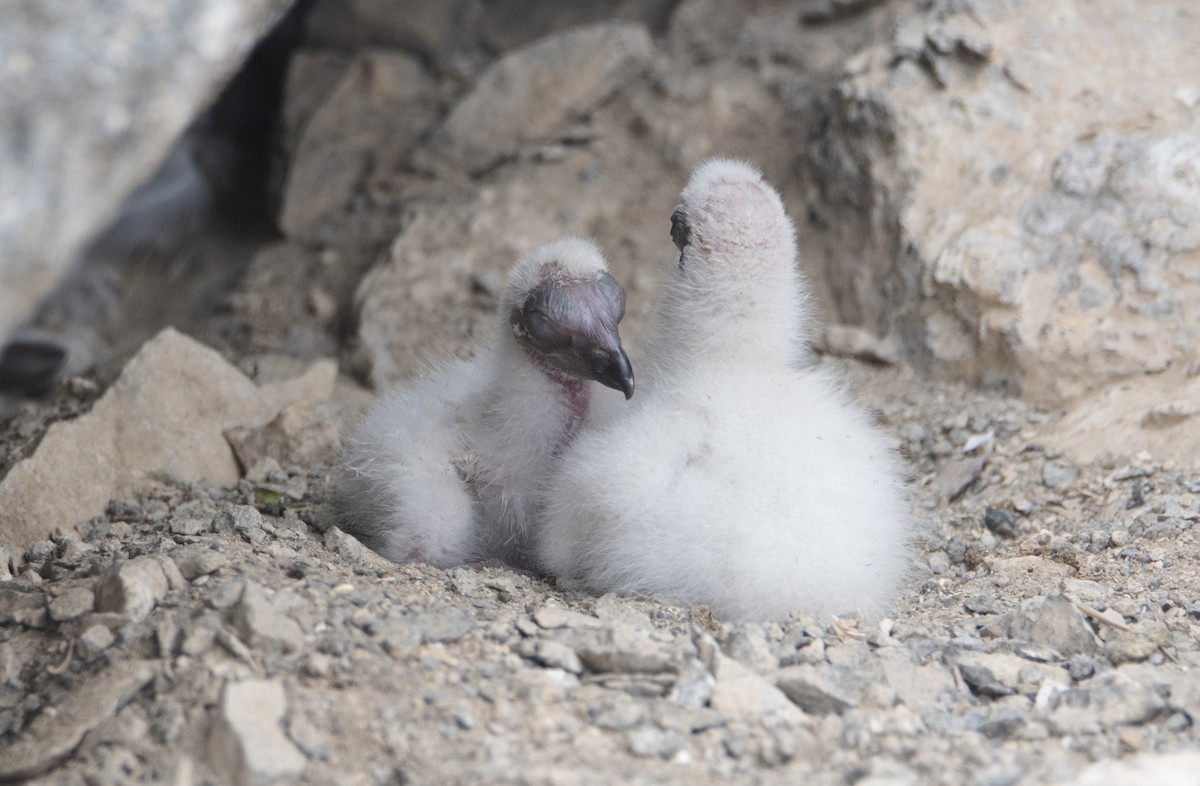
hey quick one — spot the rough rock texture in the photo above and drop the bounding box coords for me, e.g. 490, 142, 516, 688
803, 0, 1200, 401
0, 0, 290, 339
0, 328, 335, 548
3, 1, 1200, 784
414, 22, 654, 174
207, 678, 306, 785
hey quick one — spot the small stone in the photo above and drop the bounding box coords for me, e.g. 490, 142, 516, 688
709, 654, 805, 726
721, 626, 779, 673
206, 579, 245, 610
927, 550, 951, 574
1042, 461, 1078, 488
78, 625, 116, 658
983, 507, 1017, 538
380, 624, 423, 659
0, 545, 11, 581
233, 583, 305, 653
323, 526, 368, 561
411, 611, 475, 644
532, 606, 601, 630
55, 538, 94, 565
1007, 593, 1099, 658
628, 728, 685, 759
24, 540, 56, 562
288, 714, 329, 761
151, 554, 187, 591
170, 516, 210, 536
964, 595, 1003, 615
48, 586, 95, 622
95, 556, 169, 622
529, 640, 584, 674
173, 544, 230, 580
775, 664, 858, 715
206, 679, 306, 785
1068, 655, 1097, 681
213, 505, 266, 545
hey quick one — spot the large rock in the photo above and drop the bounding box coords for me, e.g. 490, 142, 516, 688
803, 0, 1200, 400
0, 0, 291, 340
414, 22, 654, 174
0, 328, 335, 548
277, 50, 438, 241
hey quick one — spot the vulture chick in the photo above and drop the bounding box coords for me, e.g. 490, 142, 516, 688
537, 160, 912, 621
336, 238, 634, 568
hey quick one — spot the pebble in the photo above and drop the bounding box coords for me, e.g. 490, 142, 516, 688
775, 664, 859, 715
708, 654, 805, 726
170, 516, 210, 536
532, 606, 601, 630
213, 505, 267, 545
78, 625, 116, 658
172, 544, 230, 580
411, 611, 475, 644
95, 556, 169, 622
206, 679, 306, 785
984, 507, 1017, 538
628, 727, 686, 759
48, 586, 95, 621
1042, 461, 1078, 488
234, 583, 305, 653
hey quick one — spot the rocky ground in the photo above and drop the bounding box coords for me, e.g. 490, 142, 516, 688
2, 0, 1199, 784
1, 362, 1198, 785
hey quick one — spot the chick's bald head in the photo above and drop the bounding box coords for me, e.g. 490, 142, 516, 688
504, 238, 635, 400
671, 158, 797, 292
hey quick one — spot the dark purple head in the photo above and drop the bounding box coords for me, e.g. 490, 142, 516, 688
505, 238, 634, 399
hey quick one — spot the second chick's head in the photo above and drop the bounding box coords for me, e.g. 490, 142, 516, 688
670, 159, 798, 300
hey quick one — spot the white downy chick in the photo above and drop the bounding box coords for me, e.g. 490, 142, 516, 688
537, 160, 913, 621
335, 237, 634, 569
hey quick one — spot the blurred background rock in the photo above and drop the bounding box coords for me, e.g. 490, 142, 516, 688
2, 0, 1197, 437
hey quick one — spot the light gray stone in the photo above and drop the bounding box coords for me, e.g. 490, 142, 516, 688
415, 22, 654, 174
533, 607, 602, 630
0, 0, 290, 341
173, 545, 230, 580
233, 583, 305, 653
78, 625, 117, 658
411, 611, 476, 644
95, 556, 169, 622
708, 653, 805, 726
48, 586, 95, 622
206, 679, 306, 785
1007, 593, 1099, 657
277, 51, 436, 240
775, 664, 860, 715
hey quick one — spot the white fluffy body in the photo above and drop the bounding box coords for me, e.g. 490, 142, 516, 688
336, 238, 626, 568
537, 160, 913, 621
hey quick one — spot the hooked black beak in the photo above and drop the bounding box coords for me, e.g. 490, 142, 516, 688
591, 347, 635, 400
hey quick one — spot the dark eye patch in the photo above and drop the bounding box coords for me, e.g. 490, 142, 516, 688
670, 207, 690, 251
522, 310, 569, 349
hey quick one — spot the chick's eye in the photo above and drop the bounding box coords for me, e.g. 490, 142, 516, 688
670, 208, 690, 251
522, 311, 567, 348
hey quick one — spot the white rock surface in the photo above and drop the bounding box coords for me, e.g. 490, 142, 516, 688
206, 678, 306, 785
